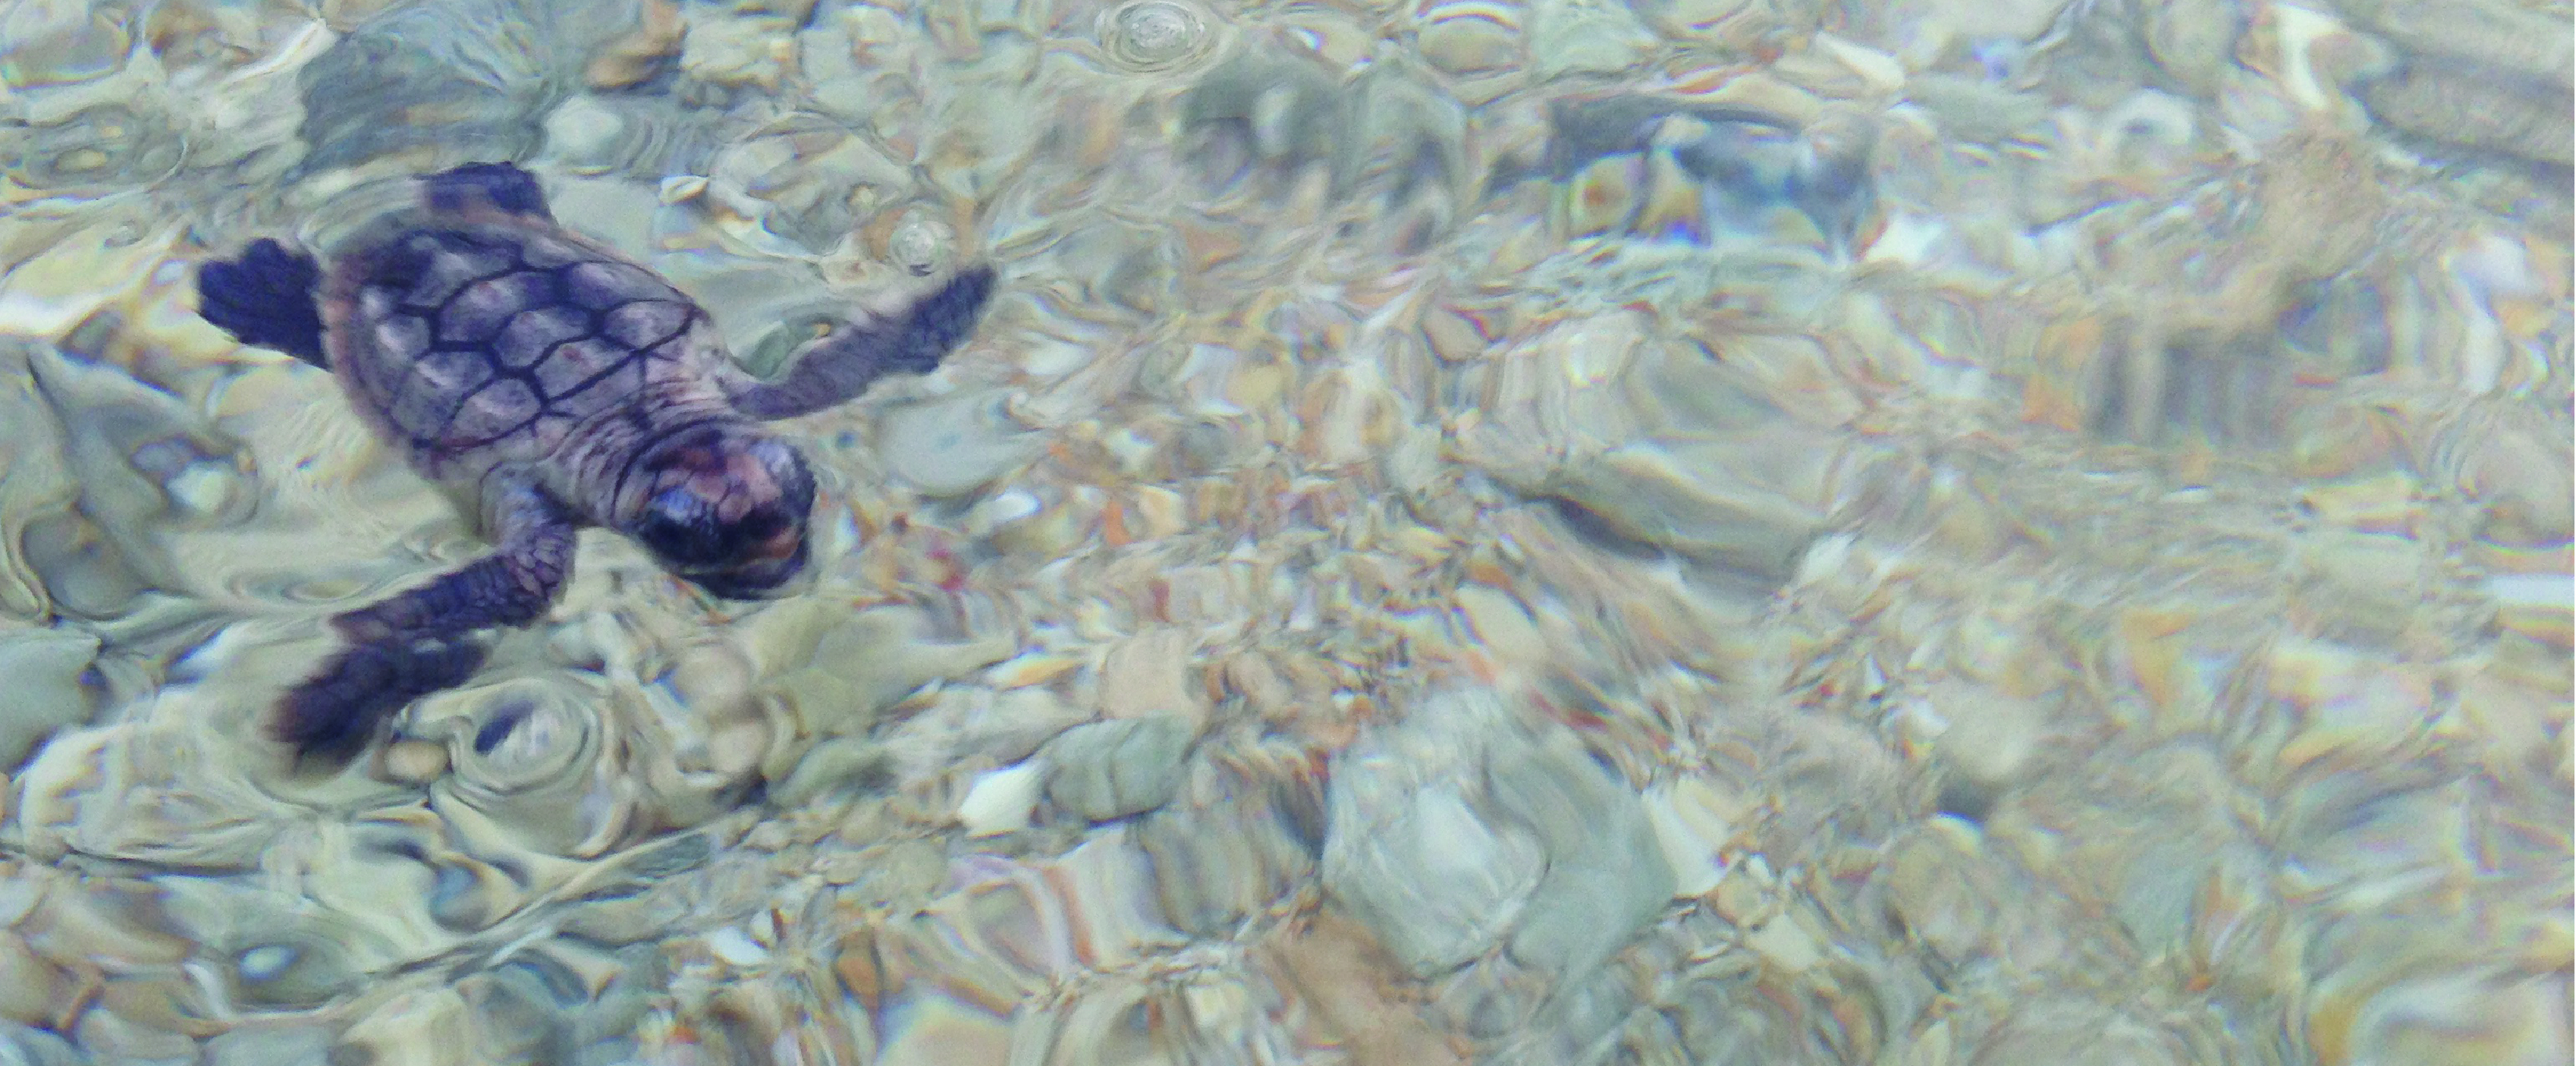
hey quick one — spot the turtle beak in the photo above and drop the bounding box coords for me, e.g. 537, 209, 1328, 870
690, 533, 809, 599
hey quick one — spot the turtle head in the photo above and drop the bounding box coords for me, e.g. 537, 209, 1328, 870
622, 425, 816, 599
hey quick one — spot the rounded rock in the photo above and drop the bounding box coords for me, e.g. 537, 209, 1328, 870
1042, 718, 1196, 822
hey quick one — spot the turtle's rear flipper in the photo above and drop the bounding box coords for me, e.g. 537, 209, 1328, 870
196, 238, 329, 369
422, 162, 554, 221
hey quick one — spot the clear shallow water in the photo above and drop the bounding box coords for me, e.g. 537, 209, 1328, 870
0, 0, 2568, 1062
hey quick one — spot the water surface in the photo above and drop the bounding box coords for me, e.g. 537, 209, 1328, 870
0, 0, 2568, 1062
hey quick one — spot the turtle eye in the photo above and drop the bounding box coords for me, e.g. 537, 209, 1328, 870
637, 489, 726, 568
732, 504, 791, 543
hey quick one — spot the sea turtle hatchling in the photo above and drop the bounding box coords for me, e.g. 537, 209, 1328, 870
193, 162, 996, 759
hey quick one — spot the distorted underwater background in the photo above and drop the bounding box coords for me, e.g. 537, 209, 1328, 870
0, 0, 2568, 1062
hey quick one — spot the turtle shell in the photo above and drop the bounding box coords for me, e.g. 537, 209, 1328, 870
316, 211, 733, 486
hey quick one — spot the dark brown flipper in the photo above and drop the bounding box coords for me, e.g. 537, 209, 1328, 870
275, 640, 489, 763
725, 264, 997, 420
196, 161, 551, 370
420, 161, 554, 221
196, 238, 329, 368
275, 478, 576, 760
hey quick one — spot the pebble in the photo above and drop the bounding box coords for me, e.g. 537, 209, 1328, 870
1093, 628, 1205, 727
379, 738, 450, 784
877, 392, 1042, 498
957, 763, 1043, 837
705, 926, 771, 968
1327, 776, 1543, 975
985, 650, 1081, 689
705, 719, 770, 779
538, 96, 630, 174
1323, 692, 1550, 975
583, 0, 683, 90
1643, 777, 1741, 897
1042, 719, 1197, 822
0, 933, 66, 1027
0, 630, 96, 770
1487, 731, 1676, 980
1742, 913, 1826, 973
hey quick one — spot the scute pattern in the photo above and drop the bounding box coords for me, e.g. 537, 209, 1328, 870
602, 300, 690, 349
437, 272, 553, 344
389, 350, 492, 444
562, 261, 662, 311
341, 223, 705, 470
393, 235, 516, 310
450, 378, 546, 450
492, 307, 592, 366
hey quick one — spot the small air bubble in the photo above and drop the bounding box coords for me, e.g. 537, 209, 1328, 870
887, 214, 953, 276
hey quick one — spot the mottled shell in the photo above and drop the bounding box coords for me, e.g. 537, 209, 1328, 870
316, 211, 733, 486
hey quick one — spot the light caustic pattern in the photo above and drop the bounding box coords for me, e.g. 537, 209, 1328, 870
0, 0, 2566, 1062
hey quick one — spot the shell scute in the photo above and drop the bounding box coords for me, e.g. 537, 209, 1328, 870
391, 347, 495, 436
368, 310, 433, 370
448, 378, 546, 448
529, 335, 642, 403
514, 234, 591, 271
561, 260, 664, 311
323, 215, 712, 466
437, 269, 558, 347
393, 234, 515, 309
493, 306, 594, 369
602, 300, 692, 350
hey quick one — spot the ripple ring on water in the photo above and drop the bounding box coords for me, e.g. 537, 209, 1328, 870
1098, 0, 1217, 72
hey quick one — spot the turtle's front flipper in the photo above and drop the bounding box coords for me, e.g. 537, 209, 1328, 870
724, 264, 996, 420
196, 238, 329, 368
274, 477, 577, 759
